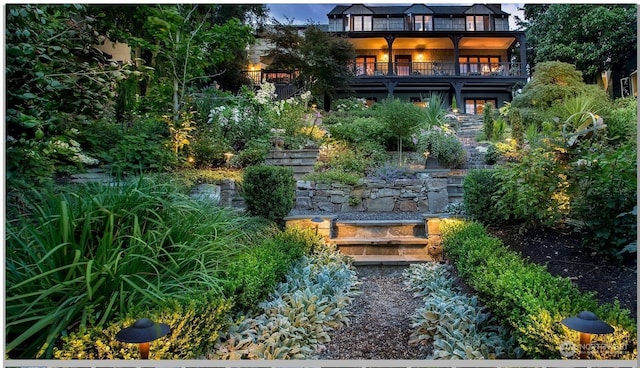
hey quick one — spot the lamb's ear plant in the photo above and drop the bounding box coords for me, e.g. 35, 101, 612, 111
404, 263, 521, 359
211, 250, 361, 359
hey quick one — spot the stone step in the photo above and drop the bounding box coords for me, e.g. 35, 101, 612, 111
265, 149, 320, 159
333, 236, 430, 246
350, 254, 432, 266
264, 158, 318, 166
333, 220, 426, 238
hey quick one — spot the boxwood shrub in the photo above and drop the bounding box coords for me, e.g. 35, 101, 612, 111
441, 219, 637, 359
224, 227, 319, 313
242, 164, 295, 223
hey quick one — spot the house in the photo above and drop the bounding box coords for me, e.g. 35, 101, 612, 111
326, 3, 527, 113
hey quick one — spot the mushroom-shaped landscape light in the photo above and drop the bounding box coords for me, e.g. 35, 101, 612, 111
311, 216, 323, 235
561, 311, 614, 359
115, 318, 170, 359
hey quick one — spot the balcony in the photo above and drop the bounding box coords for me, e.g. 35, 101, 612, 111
352, 61, 523, 78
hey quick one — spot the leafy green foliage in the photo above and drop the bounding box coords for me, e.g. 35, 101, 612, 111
441, 219, 637, 359
298, 25, 356, 103
483, 103, 495, 141
521, 4, 637, 82
376, 98, 427, 164
223, 228, 319, 313
242, 165, 296, 222
54, 295, 233, 359
6, 4, 119, 188
463, 169, 505, 224
213, 248, 360, 359
5, 177, 270, 358
512, 61, 609, 111
494, 147, 570, 227
414, 126, 467, 168
568, 142, 637, 259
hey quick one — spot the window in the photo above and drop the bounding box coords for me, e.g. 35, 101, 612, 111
465, 99, 496, 114
410, 97, 426, 107
351, 15, 372, 31
365, 97, 377, 107
413, 15, 432, 31
494, 18, 509, 31
466, 15, 490, 31
355, 56, 376, 76
459, 56, 500, 75
434, 17, 452, 31
395, 55, 411, 76
329, 18, 343, 32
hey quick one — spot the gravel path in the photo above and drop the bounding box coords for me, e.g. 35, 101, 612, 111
317, 266, 432, 359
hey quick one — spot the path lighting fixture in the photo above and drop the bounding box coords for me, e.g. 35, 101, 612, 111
223, 152, 234, 168
311, 216, 323, 235
561, 311, 614, 359
115, 318, 171, 359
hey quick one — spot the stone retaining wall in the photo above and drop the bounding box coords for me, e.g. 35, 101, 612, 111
191, 176, 450, 214
295, 177, 449, 214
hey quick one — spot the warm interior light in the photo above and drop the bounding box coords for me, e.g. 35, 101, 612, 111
417, 54, 423, 61
381, 53, 388, 61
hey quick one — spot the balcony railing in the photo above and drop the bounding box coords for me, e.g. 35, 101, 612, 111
242, 70, 300, 85
352, 61, 523, 78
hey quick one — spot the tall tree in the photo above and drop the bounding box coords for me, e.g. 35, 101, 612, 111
298, 25, 355, 109
519, 4, 636, 83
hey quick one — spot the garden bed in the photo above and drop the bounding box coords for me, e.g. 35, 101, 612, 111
487, 225, 637, 321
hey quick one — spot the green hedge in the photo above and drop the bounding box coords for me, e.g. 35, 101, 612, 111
224, 227, 319, 312
441, 219, 637, 359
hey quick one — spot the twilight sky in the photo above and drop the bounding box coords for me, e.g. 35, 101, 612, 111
265, 3, 525, 29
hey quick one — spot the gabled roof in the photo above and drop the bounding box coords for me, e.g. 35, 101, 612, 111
327, 3, 511, 17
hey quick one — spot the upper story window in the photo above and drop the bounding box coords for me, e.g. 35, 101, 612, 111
494, 18, 509, 31
413, 15, 433, 31
329, 18, 343, 32
351, 15, 372, 31
466, 15, 491, 31
434, 17, 465, 31
373, 17, 405, 31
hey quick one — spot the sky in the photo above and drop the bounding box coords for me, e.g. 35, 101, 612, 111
265, 3, 526, 28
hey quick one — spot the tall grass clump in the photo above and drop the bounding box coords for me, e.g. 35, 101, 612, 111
6, 177, 273, 358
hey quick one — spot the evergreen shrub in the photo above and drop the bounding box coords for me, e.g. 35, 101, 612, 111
242, 165, 295, 222
441, 219, 637, 359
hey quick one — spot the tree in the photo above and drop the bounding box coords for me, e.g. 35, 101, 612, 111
376, 98, 427, 165
520, 4, 637, 83
6, 4, 122, 188
299, 25, 355, 109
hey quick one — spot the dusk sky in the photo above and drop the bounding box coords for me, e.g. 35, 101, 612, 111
265, 3, 525, 28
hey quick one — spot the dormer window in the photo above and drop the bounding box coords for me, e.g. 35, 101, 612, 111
351, 15, 372, 31
413, 15, 433, 31
466, 15, 491, 31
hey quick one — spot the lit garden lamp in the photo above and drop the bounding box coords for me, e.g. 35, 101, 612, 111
561, 311, 614, 359
311, 216, 323, 235
115, 318, 170, 359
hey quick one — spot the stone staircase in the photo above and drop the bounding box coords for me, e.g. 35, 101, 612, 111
285, 215, 447, 265
264, 149, 320, 180
69, 168, 116, 185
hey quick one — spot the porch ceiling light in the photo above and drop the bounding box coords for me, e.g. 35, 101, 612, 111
561, 311, 614, 359
116, 318, 171, 359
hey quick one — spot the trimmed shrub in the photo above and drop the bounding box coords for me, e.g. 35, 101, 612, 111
483, 103, 495, 141
224, 228, 318, 312
242, 165, 295, 223
441, 219, 637, 359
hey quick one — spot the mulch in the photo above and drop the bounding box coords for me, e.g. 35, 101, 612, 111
486, 225, 637, 321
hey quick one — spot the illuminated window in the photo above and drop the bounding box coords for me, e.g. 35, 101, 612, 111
465, 99, 496, 114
